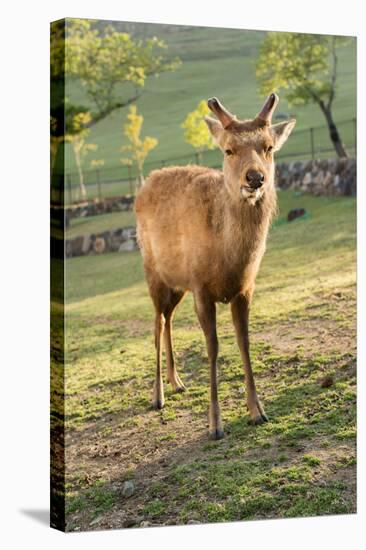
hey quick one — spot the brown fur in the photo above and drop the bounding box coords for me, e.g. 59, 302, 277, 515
134, 95, 295, 439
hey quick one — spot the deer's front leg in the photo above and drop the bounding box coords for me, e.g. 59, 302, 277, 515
194, 290, 223, 440
231, 292, 268, 425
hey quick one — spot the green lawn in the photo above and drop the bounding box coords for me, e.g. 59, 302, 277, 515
62, 190, 356, 530
66, 210, 136, 239
64, 24, 356, 191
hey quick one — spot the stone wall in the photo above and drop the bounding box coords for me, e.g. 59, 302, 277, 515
65, 195, 134, 224
276, 158, 356, 196
66, 226, 138, 258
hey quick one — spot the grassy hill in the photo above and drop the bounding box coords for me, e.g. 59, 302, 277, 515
65, 22, 357, 188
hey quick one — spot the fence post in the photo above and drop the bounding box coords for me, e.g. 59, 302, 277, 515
67, 174, 72, 205
310, 127, 315, 161
96, 169, 101, 201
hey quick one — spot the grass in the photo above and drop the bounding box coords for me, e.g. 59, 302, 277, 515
64, 23, 357, 190
66, 210, 136, 239
62, 190, 356, 531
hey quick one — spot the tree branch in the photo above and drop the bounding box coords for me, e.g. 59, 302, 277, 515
328, 36, 338, 109
86, 89, 143, 127
299, 79, 322, 105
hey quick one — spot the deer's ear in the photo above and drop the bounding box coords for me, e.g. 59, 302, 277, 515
271, 119, 296, 151
204, 116, 224, 142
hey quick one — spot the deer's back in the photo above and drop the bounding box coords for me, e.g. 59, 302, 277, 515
135, 165, 223, 213
135, 166, 228, 287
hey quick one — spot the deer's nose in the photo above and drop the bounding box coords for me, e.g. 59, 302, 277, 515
246, 170, 264, 189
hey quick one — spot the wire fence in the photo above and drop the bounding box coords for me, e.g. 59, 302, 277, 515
53, 118, 356, 205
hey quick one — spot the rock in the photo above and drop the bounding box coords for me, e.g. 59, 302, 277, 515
81, 234, 92, 254
121, 480, 135, 498
304, 160, 313, 172
93, 236, 106, 254
140, 520, 152, 528
122, 226, 136, 239
320, 375, 334, 388
187, 519, 201, 525
110, 228, 124, 248
287, 208, 306, 222
323, 171, 333, 188
313, 170, 324, 187
70, 236, 84, 257
302, 171, 312, 188
119, 238, 136, 252
123, 516, 143, 528
90, 515, 103, 526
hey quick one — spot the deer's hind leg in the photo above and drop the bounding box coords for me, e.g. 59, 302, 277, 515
147, 275, 170, 410
163, 289, 186, 392
148, 273, 185, 408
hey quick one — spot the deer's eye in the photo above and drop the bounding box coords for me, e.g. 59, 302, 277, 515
225, 149, 234, 156
266, 145, 274, 154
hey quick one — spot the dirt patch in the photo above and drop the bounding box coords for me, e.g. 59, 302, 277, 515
255, 317, 356, 356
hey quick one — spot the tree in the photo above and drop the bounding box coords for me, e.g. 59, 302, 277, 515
51, 19, 180, 132
256, 33, 350, 158
50, 19, 180, 191
90, 159, 105, 201
182, 100, 215, 162
64, 112, 98, 200
121, 105, 158, 192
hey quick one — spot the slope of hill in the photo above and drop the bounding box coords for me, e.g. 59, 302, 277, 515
65, 22, 357, 183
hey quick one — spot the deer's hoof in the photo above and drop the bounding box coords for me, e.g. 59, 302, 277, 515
209, 428, 224, 440
248, 413, 268, 426
152, 398, 165, 410
170, 376, 186, 393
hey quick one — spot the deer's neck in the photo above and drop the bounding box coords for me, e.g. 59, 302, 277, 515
222, 181, 277, 266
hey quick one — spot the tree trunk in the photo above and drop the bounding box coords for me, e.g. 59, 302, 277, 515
320, 104, 348, 158
136, 173, 145, 191
136, 164, 145, 193
73, 146, 87, 201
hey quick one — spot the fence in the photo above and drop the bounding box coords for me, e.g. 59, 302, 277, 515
56, 118, 356, 205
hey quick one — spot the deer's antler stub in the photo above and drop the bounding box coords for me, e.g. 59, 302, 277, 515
207, 97, 236, 128
256, 93, 279, 124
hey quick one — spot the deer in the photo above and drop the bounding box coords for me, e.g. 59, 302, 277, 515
135, 93, 296, 440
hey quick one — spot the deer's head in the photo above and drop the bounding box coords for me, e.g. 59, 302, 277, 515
205, 93, 296, 204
